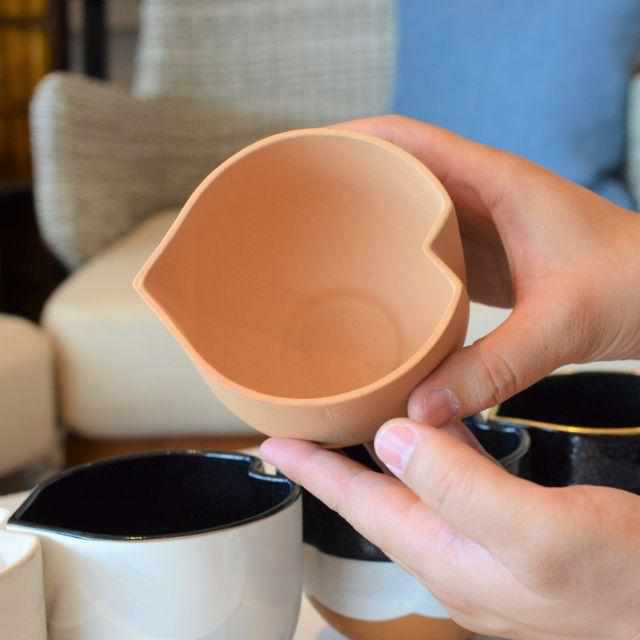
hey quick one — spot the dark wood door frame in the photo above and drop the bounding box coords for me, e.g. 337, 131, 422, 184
51, 0, 109, 78
0, 187, 67, 321
0, 0, 110, 320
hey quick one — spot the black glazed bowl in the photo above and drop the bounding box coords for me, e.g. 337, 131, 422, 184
488, 371, 640, 492
303, 420, 529, 562
10, 451, 300, 538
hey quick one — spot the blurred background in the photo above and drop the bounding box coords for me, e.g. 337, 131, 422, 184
1, 0, 639, 492
1, 0, 135, 321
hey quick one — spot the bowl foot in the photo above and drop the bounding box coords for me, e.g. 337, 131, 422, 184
309, 596, 470, 640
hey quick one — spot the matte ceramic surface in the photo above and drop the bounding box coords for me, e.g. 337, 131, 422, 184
0, 529, 47, 640
489, 371, 640, 491
7, 452, 302, 640
304, 545, 454, 620
135, 129, 468, 445
302, 432, 527, 640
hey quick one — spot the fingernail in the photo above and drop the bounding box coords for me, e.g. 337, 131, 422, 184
374, 420, 418, 477
408, 388, 460, 426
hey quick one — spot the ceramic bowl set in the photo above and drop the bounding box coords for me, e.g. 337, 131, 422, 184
4, 131, 638, 640
3, 130, 469, 640
0, 425, 527, 640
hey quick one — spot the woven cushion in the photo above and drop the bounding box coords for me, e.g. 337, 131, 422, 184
42, 211, 252, 439
32, 73, 280, 268
134, 0, 394, 125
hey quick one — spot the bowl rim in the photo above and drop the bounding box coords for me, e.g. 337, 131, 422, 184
0, 530, 40, 578
8, 451, 301, 542
134, 128, 465, 407
466, 417, 531, 465
487, 371, 640, 436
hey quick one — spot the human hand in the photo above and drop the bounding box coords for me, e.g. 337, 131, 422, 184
261, 425, 640, 639
263, 119, 640, 637
333, 116, 640, 424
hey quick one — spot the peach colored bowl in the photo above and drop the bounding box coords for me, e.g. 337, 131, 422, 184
134, 129, 468, 446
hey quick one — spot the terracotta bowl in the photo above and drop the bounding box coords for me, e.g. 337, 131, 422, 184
135, 129, 468, 445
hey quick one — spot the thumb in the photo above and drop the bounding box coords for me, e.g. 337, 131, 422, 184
408, 301, 573, 422
373, 417, 544, 563
366, 420, 491, 474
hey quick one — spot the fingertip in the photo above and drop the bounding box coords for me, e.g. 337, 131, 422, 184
374, 418, 420, 477
259, 437, 305, 466
258, 438, 278, 463
260, 436, 323, 468
374, 418, 416, 446
407, 388, 426, 423
408, 385, 460, 426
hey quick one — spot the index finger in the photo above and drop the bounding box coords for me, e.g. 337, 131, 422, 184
260, 438, 494, 590
331, 115, 535, 222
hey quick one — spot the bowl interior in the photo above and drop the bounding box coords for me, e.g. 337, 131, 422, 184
10, 452, 297, 539
496, 372, 640, 429
142, 133, 455, 399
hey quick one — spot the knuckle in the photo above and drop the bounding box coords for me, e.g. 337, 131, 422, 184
523, 286, 592, 366
476, 344, 520, 407
518, 493, 579, 593
552, 287, 590, 342
526, 543, 575, 594
483, 150, 525, 211
333, 467, 370, 522
382, 113, 410, 127
305, 447, 345, 514
559, 288, 604, 362
428, 455, 475, 516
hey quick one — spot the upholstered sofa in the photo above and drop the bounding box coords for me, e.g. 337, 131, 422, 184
31, 1, 640, 452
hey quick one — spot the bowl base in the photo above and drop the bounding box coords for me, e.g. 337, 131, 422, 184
309, 596, 470, 640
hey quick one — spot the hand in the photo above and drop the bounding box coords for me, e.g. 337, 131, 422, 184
261, 425, 640, 639
334, 116, 640, 424
263, 119, 640, 638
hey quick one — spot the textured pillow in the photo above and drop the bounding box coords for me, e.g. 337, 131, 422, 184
31, 73, 280, 267
394, 0, 640, 208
